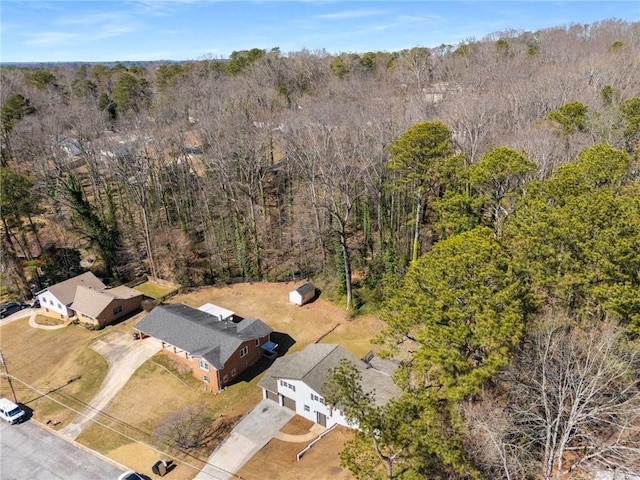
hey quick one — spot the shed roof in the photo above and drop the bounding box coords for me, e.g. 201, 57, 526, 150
134, 304, 272, 370
45, 272, 106, 306
258, 343, 400, 407
293, 282, 315, 296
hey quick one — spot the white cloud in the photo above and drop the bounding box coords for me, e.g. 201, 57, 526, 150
315, 9, 387, 20
25, 31, 79, 46
56, 12, 128, 26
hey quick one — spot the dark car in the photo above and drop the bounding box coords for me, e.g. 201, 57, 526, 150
0, 302, 27, 319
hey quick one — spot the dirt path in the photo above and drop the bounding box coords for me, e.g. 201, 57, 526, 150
58, 332, 161, 441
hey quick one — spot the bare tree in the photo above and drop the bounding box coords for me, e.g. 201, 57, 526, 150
473, 318, 640, 480
152, 406, 213, 452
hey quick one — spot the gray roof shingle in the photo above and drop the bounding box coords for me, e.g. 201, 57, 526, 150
258, 344, 400, 407
134, 304, 272, 369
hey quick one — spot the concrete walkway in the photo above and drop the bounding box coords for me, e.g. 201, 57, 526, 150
59, 332, 161, 440
0, 307, 68, 330
194, 399, 296, 480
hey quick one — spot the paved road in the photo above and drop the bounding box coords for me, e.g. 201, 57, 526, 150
194, 399, 295, 480
0, 420, 127, 479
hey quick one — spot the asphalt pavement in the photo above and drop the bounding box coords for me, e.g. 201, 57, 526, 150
0, 420, 127, 479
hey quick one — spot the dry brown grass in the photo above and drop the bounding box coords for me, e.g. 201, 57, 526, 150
2, 282, 383, 479
280, 415, 315, 435
76, 352, 262, 479
238, 426, 355, 480
33, 314, 66, 326
172, 282, 385, 356
0, 318, 108, 426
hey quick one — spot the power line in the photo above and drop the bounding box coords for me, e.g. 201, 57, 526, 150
7, 373, 245, 480
0, 349, 18, 403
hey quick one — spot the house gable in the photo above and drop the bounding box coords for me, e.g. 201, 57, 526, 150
258, 343, 400, 428
72, 285, 143, 327
36, 272, 106, 318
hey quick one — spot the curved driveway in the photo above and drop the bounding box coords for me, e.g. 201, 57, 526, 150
59, 332, 161, 440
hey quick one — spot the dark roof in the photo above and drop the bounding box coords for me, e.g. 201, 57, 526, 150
258, 344, 400, 407
134, 304, 272, 369
294, 282, 315, 296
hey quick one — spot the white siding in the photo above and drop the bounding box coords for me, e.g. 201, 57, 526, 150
277, 378, 353, 429
289, 291, 302, 305
36, 291, 72, 317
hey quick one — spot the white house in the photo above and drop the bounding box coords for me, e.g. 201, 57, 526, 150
289, 282, 315, 306
258, 343, 399, 428
36, 272, 106, 319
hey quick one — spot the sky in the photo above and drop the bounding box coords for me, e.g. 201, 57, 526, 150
1, 1, 638, 63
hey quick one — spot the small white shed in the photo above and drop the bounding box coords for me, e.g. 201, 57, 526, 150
289, 283, 315, 306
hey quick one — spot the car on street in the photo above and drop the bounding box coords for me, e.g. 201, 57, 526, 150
0, 398, 26, 424
118, 472, 145, 480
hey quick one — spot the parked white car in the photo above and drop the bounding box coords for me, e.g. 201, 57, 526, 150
117, 472, 145, 480
0, 398, 25, 424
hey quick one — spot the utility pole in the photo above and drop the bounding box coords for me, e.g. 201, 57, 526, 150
0, 349, 18, 403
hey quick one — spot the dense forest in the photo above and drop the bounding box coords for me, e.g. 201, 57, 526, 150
1, 19, 640, 479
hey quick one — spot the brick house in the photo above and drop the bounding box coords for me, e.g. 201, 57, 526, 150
71, 285, 144, 328
134, 304, 273, 392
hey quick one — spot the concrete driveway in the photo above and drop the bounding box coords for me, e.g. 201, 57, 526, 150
194, 399, 295, 480
0, 420, 127, 479
0, 307, 36, 327
59, 331, 161, 440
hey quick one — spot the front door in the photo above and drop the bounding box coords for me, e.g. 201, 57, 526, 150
317, 412, 327, 427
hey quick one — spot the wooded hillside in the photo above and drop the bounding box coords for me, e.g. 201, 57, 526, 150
2, 20, 640, 478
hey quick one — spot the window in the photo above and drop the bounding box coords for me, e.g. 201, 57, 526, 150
311, 394, 324, 404
223, 375, 228, 383
304, 405, 310, 412
240, 346, 249, 358
231, 368, 237, 377
255, 339, 260, 346
203, 375, 210, 383
57, 303, 62, 309
198, 359, 210, 371
280, 380, 296, 392
113, 306, 123, 315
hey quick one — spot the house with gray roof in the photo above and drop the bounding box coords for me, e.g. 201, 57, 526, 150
35, 271, 106, 319
135, 304, 273, 392
258, 343, 400, 428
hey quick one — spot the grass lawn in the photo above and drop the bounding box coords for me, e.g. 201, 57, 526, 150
172, 282, 386, 357
134, 281, 177, 299
0, 318, 108, 426
2, 282, 384, 479
238, 426, 355, 480
34, 314, 67, 326
77, 353, 263, 480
